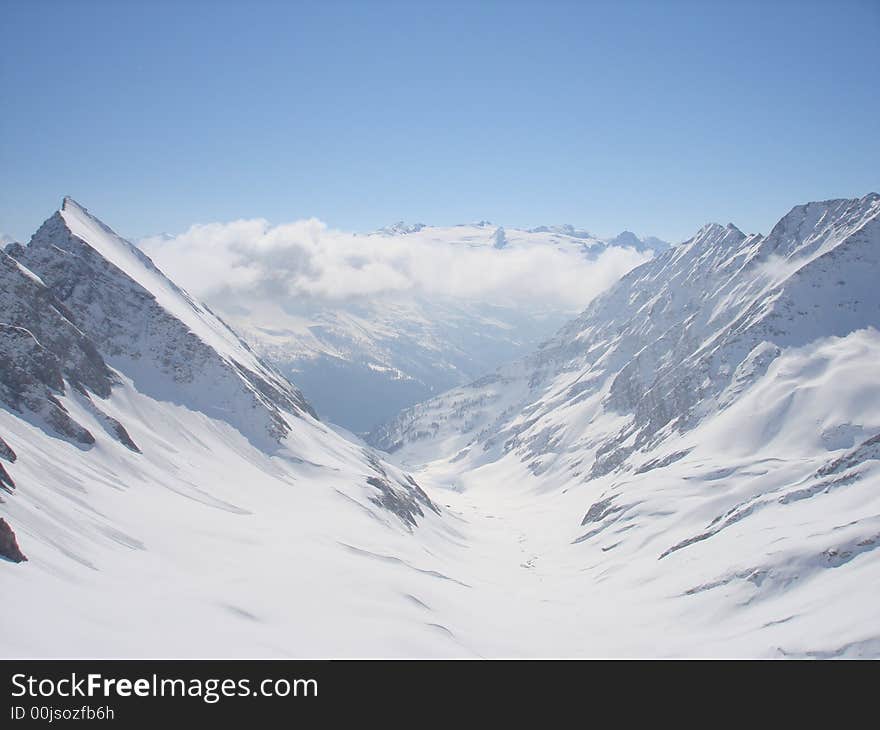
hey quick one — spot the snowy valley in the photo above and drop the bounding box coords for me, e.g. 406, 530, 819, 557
1, 195, 879, 657
139, 220, 661, 432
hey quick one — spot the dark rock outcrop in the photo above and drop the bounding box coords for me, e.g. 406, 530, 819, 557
0, 436, 16, 494
0, 435, 15, 462
363, 451, 439, 529
0, 465, 14, 494
0, 518, 27, 563
0, 250, 120, 446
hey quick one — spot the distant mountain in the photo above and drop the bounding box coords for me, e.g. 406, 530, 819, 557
608, 230, 670, 253
365, 195, 880, 656
1, 199, 446, 652
6, 195, 876, 657
377, 221, 427, 235
209, 222, 665, 432
370, 196, 879, 468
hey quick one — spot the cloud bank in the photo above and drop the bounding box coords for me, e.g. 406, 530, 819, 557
139, 219, 652, 312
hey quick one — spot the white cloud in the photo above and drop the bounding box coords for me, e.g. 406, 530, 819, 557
139, 218, 652, 312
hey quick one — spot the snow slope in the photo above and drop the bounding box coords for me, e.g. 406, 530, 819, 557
2, 195, 878, 657
153, 221, 665, 432
9, 198, 323, 450
1, 200, 453, 655
370, 195, 880, 470
362, 194, 880, 657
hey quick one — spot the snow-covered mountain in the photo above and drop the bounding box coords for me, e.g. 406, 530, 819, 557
363, 194, 880, 657
5, 199, 318, 451
154, 221, 665, 432
3, 194, 878, 658
369, 196, 880, 465
0, 199, 456, 655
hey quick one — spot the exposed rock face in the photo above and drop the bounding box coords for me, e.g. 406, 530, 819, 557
0, 436, 15, 494
816, 432, 880, 477
0, 518, 27, 563
0, 436, 15, 462
0, 465, 14, 495
369, 194, 880, 478
12, 198, 316, 450
1, 198, 437, 539
363, 451, 439, 529
0, 251, 122, 446
0, 252, 113, 397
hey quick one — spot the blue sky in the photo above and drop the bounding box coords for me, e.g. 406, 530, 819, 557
2, 0, 878, 243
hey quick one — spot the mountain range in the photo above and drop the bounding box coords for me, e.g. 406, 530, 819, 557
140, 220, 665, 432
1, 194, 878, 657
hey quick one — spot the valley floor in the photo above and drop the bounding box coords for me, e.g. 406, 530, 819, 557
394, 451, 880, 658
3, 333, 879, 658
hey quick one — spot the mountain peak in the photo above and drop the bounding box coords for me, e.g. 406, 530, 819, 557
17, 200, 318, 448
610, 230, 640, 247
689, 221, 746, 249
762, 193, 880, 260
45, 197, 173, 298
379, 221, 426, 235
607, 230, 669, 252
61, 195, 86, 213
527, 224, 597, 240
492, 226, 507, 249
